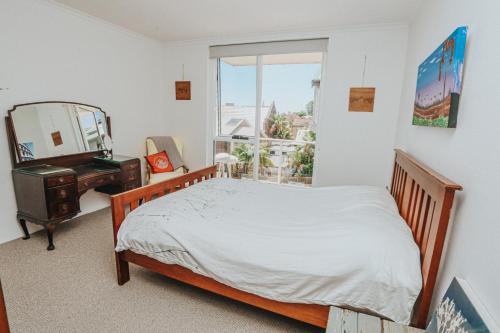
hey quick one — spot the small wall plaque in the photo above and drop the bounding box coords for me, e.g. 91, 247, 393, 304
51, 131, 63, 146
348, 87, 376, 112
175, 81, 191, 100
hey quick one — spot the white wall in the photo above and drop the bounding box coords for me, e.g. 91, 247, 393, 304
315, 28, 408, 186
0, 0, 166, 244
162, 43, 210, 171
163, 25, 409, 187
394, 0, 500, 323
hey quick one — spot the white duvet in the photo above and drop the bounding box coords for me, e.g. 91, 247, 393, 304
115, 178, 422, 324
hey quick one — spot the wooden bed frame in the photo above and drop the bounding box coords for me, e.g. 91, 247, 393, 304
111, 149, 462, 329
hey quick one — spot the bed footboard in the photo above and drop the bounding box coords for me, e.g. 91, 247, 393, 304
111, 165, 217, 285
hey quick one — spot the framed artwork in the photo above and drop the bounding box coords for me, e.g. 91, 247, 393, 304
51, 131, 63, 146
413, 26, 468, 128
427, 278, 497, 333
175, 81, 191, 100
348, 87, 376, 112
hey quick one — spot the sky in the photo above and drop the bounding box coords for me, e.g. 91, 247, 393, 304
220, 60, 321, 114
415, 26, 467, 107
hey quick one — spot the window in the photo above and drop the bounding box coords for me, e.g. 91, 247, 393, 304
210, 39, 327, 186
218, 56, 257, 137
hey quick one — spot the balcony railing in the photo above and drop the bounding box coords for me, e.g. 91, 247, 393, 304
214, 137, 315, 187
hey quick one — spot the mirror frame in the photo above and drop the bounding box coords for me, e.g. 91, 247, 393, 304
5, 101, 112, 169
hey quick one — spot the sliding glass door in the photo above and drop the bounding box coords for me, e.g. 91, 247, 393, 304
258, 53, 321, 186
212, 44, 325, 187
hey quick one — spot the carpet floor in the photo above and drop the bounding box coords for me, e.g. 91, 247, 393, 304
0, 208, 323, 333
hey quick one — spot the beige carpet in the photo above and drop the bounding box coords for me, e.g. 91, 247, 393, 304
0, 208, 323, 333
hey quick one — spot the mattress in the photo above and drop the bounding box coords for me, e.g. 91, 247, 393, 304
115, 178, 422, 324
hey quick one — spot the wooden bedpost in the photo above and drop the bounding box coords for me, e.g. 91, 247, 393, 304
115, 253, 130, 286
111, 194, 130, 285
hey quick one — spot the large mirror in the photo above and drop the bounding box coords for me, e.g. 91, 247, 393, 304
9, 102, 110, 162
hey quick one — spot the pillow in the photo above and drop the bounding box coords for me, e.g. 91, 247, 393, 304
145, 151, 174, 173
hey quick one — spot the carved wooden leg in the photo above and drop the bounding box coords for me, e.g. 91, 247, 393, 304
18, 218, 30, 240
46, 224, 56, 251
115, 253, 130, 285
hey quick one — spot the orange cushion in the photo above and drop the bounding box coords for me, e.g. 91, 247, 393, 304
145, 151, 174, 173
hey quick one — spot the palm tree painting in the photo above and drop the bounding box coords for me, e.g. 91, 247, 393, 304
413, 27, 468, 128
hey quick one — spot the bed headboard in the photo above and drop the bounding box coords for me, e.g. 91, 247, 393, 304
390, 149, 462, 328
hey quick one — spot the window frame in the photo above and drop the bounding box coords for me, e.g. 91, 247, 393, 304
207, 49, 328, 186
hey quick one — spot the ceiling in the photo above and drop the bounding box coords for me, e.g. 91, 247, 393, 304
51, 0, 422, 42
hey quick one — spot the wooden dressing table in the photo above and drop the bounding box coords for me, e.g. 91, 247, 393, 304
6, 102, 141, 250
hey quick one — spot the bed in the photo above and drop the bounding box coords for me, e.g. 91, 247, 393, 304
111, 149, 462, 329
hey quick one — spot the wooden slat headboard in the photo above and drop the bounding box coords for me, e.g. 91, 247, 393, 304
390, 149, 462, 328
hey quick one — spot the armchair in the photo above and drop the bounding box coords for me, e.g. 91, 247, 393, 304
146, 137, 186, 184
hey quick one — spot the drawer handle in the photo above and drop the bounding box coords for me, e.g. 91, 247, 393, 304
58, 177, 65, 183
60, 203, 69, 213
59, 189, 67, 198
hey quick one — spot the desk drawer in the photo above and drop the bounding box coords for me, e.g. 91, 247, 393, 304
79, 174, 118, 192
122, 169, 139, 183
47, 175, 75, 187
122, 162, 140, 171
48, 184, 76, 201
48, 201, 78, 219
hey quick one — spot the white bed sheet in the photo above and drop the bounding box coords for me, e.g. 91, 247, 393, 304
115, 178, 422, 324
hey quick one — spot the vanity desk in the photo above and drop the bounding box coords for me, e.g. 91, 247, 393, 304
6, 102, 141, 250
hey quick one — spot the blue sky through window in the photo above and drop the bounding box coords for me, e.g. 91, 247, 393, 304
220, 60, 321, 114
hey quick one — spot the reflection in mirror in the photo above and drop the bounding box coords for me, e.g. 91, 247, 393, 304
77, 106, 102, 151
10, 102, 109, 162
